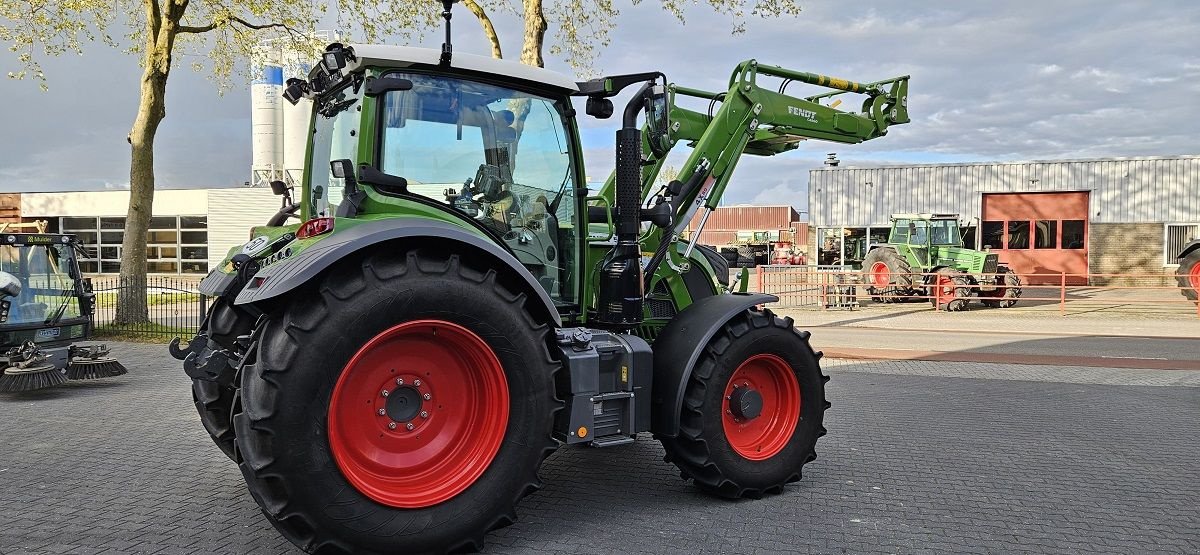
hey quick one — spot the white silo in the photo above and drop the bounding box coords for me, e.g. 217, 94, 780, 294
281, 60, 312, 187
250, 63, 284, 187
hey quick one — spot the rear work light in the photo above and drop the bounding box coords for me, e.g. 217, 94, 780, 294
297, 217, 335, 239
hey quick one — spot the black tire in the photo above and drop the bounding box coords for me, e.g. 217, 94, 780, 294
191, 297, 256, 462
1176, 250, 1200, 302
930, 268, 971, 312
861, 248, 915, 301
659, 308, 828, 499
233, 249, 559, 555
981, 267, 1022, 308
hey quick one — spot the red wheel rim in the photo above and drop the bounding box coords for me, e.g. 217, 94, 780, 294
939, 276, 956, 298
1190, 263, 1200, 293
869, 262, 890, 287
722, 354, 801, 461
327, 320, 509, 508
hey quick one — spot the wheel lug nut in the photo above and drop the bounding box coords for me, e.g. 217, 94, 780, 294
406, 423, 415, 431
381, 389, 389, 397
388, 422, 397, 430
423, 393, 431, 400
396, 378, 404, 385
414, 379, 422, 386
377, 408, 386, 416
420, 411, 428, 419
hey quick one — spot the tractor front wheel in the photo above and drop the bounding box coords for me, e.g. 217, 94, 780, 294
233, 250, 559, 554
1177, 250, 1200, 302
660, 308, 828, 499
980, 267, 1022, 308
191, 297, 256, 462
930, 268, 972, 312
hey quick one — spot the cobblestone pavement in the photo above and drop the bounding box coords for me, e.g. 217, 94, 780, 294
0, 343, 1197, 554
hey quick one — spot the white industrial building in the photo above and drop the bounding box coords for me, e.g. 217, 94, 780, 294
808, 155, 1200, 283
18, 188, 284, 275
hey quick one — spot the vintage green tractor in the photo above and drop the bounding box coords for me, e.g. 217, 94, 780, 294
861, 213, 1021, 311
169, 4, 911, 552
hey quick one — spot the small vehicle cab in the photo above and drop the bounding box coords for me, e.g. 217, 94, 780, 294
0, 232, 91, 350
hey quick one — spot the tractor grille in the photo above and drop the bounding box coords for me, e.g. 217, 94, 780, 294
982, 254, 998, 275
646, 280, 677, 319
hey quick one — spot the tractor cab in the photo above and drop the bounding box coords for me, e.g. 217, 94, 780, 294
887, 213, 963, 266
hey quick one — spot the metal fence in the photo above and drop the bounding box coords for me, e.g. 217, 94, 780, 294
745, 265, 1200, 317
89, 276, 205, 339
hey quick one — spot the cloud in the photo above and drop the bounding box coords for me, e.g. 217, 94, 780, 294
1, 0, 1198, 215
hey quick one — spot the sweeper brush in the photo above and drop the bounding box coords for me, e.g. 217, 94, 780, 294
67, 345, 128, 380
0, 364, 67, 392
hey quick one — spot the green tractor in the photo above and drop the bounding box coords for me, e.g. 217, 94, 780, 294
169, 5, 910, 552
861, 213, 1021, 311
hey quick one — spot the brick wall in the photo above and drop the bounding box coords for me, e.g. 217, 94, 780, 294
0, 193, 20, 224
1089, 222, 1173, 285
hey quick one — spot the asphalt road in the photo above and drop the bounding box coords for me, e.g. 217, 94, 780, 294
0, 343, 1197, 554
806, 325, 1200, 364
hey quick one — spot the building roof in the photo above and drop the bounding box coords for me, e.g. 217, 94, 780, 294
347, 44, 579, 92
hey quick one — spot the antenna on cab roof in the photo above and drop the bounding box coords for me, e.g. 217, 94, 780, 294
440, 0, 457, 66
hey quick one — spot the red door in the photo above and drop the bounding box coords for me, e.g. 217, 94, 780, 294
981, 192, 1089, 285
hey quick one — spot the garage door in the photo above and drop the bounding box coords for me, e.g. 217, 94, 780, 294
981, 192, 1089, 285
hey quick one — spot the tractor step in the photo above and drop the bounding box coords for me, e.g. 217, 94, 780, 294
590, 435, 635, 448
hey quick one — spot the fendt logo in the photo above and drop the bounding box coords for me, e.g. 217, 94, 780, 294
787, 105, 818, 123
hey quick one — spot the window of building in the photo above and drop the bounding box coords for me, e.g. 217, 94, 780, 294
1061, 220, 1085, 249
982, 221, 1004, 249
1007, 221, 1030, 249
1166, 224, 1200, 265
57, 215, 208, 275
1034, 220, 1058, 249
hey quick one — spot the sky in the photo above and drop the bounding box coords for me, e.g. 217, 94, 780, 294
2, 0, 1198, 214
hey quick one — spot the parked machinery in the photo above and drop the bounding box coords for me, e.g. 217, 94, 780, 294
0, 225, 125, 393
861, 213, 1021, 311
1177, 239, 1200, 301
169, 5, 911, 551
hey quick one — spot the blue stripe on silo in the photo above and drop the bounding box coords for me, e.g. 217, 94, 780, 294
254, 65, 284, 85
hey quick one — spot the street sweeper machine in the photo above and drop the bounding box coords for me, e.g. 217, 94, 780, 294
0, 223, 126, 393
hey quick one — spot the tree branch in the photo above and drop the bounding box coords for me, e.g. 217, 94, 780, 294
462, 0, 502, 59
177, 22, 218, 34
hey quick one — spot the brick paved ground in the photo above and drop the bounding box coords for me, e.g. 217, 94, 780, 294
1, 342, 1197, 554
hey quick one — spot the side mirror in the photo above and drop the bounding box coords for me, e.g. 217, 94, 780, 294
330, 159, 357, 185
321, 43, 355, 74
0, 271, 21, 299
282, 78, 310, 105
644, 86, 671, 157
269, 180, 289, 196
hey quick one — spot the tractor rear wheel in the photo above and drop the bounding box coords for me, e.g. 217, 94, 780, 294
861, 248, 915, 302
980, 267, 1022, 308
191, 297, 256, 462
233, 250, 559, 554
660, 308, 828, 499
930, 268, 972, 312
1177, 250, 1200, 302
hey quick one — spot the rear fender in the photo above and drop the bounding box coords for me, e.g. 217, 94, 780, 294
1178, 240, 1200, 261
231, 217, 562, 326
650, 292, 776, 437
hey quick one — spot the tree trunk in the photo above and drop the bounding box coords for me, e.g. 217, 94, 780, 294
113, 41, 170, 325
520, 0, 547, 67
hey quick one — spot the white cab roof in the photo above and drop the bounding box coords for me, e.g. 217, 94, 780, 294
347, 44, 579, 92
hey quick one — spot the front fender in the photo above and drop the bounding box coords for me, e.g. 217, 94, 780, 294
1178, 240, 1200, 261
650, 292, 777, 437
232, 217, 562, 326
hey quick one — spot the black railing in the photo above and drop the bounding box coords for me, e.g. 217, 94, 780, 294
89, 276, 205, 340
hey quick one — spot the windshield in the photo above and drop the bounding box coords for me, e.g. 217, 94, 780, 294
892, 219, 960, 246
308, 85, 361, 217
378, 72, 579, 305
0, 244, 82, 326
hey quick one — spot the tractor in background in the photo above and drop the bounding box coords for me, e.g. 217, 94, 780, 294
169, 3, 911, 551
861, 213, 1021, 311
1177, 239, 1200, 302
0, 222, 125, 392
